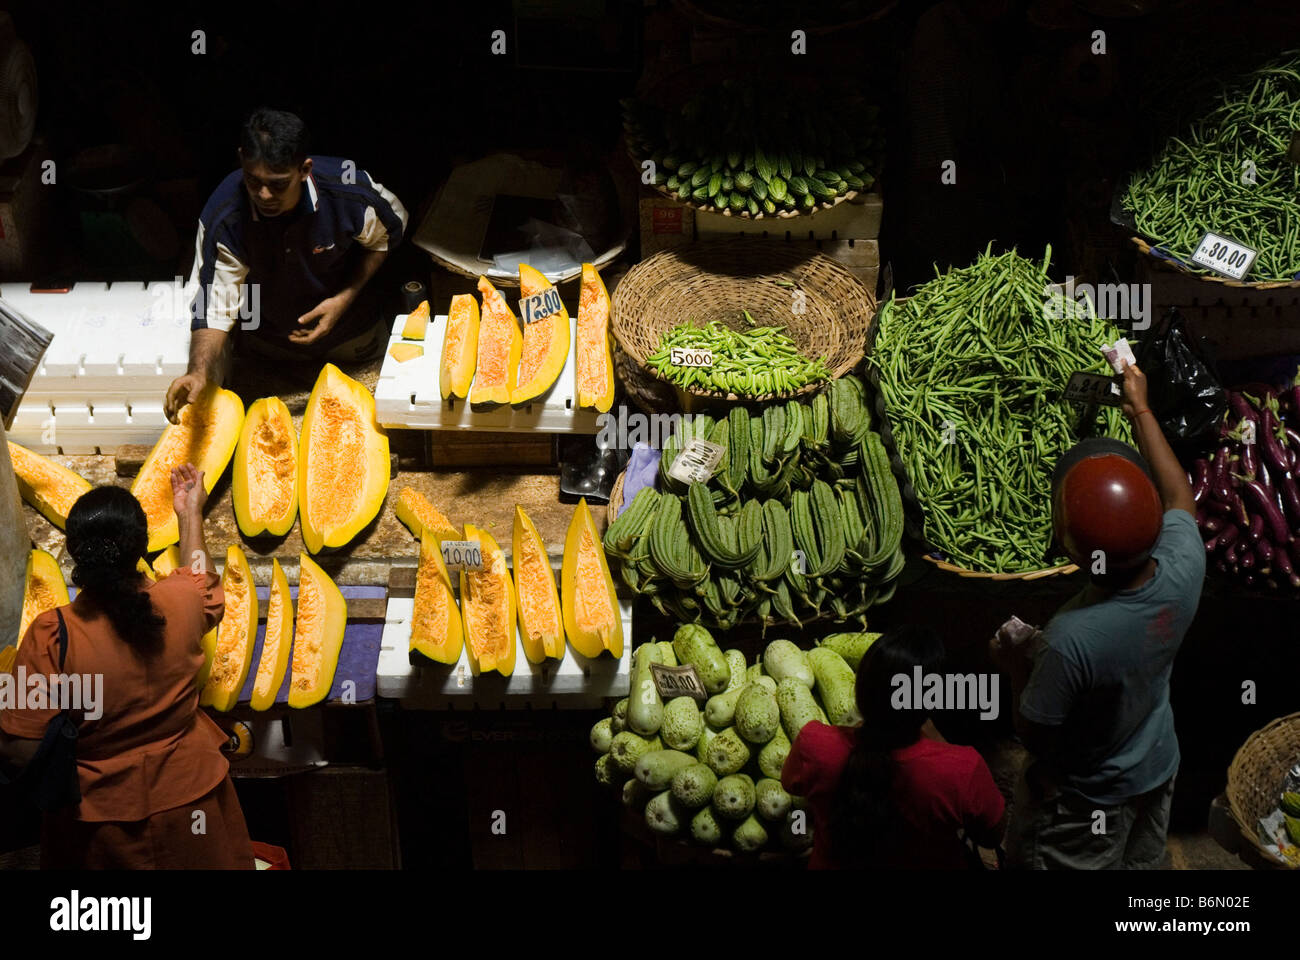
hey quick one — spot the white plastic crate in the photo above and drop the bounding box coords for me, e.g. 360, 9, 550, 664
374, 313, 603, 434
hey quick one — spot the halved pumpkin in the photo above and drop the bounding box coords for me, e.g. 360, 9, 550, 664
19, 549, 69, 648
394, 487, 458, 541
200, 545, 258, 712
576, 263, 615, 412
299, 363, 390, 554
511, 263, 570, 405
388, 342, 423, 363
512, 505, 565, 663
250, 558, 293, 711
459, 523, 516, 676
289, 552, 347, 707
0, 645, 15, 675
410, 529, 464, 664
152, 545, 181, 578
402, 300, 431, 340
469, 277, 521, 407
232, 396, 299, 538
561, 498, 622, 659
130, 385, 244, 553
7, 442, 92, 529
440, 294, 480, 400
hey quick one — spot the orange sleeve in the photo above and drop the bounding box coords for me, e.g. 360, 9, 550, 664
0, 611, 64, 739
167, 567, 225, 633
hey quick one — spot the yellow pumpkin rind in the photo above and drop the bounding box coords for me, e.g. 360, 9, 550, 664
19, 549, 69, 648
288, 553, 347, 708
561, 498, 623, 659
510, 263, 571, 406
232, 396, 300, 539
459, 524, 517, 677
250, 558, 293, 711
152, 545, 182, 579
440, 294, 481, 400
512, 505, 566, 664
401, 300, 431, 340
201, 545, 258, 712
410, 530, 465, 665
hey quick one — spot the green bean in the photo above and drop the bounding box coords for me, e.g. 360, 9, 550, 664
645, 316, 830, 396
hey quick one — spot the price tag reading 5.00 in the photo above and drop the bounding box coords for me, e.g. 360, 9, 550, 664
669, 347, 714, 368
520, 287, 563, 325
440, 540, 484, 571
1191, 231, 1257, 281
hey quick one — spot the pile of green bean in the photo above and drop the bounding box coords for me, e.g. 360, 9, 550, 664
1123, 53, 1300, 282
866, 247, 1132, 573
645, 318, 831, 396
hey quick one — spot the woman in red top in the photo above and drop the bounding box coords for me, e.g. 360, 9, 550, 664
0, 464, 253, 869
782, 626, 1005, 868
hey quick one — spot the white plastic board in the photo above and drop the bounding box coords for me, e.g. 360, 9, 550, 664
374, 313, 603, 433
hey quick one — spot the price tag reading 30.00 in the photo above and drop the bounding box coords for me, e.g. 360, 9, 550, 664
520, 287, 563, 325
1190, 231, 1257, 281
440, 540, 484, 572
669, 346, 714, 368
668, 438, 726, 485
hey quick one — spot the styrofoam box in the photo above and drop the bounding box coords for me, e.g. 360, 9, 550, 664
375, 313, 603, 434
376, 593, 632, 708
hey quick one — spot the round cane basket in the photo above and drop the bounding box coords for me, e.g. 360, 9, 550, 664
612, 241, 874, 404
1129, 236, 1300, 291
1226, 711, 1300, 869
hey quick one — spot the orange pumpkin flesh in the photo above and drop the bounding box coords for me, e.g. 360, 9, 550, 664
7, 442, 92, 529
19, 549, 69, 648
575, 263, 615, 412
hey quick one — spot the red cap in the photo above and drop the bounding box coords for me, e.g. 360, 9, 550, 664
1052, 453, 1162, 571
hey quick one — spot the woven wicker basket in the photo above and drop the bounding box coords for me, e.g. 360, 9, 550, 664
608, 471, 627, 523
1226, 712, 1300, 869
612, 241, 874, 404
639, 174, 864, 222
1129, 236, 1300, 291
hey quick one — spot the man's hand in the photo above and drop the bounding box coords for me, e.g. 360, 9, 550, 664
291, 293, 353, 345
171, 463, 207, 519
165, 371, 209, 424
1120, 361, 1149, 421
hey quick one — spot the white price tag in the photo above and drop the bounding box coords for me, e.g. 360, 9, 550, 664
440, 539, 484, 571
668, 438, 725, 484
519, 287, 563, 325
669, 346, 714, 368
1064, 371, 1123, 407
1190, 231, 1257, 280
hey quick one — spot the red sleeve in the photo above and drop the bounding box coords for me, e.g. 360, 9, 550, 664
0, 611, 63, 739
961, 754, 1005, 836
781, 722, 847, 797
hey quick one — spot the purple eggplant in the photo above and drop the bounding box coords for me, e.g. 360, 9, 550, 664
1258, 539, 1274, 566
1276, 547, 1300, 589
1191, 459, 1211, 502
1240, 441, 1259, 482
1242, 549, 1256, 569
1229, 391, 1258, 421
1246, 514, 1265, 542
1204, 498, 1232, 516
1261, 407, 1293, 477
1203, 515, 1224, 535
1239, 479, 1292, 544
1217, 522, 1241, 551
1211, 447, 1234, 502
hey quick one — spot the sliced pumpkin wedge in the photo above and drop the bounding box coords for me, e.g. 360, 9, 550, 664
393, 487, 458, 541
561, 498, 622, 659
19, 549, 69, 648
459, 524, 516, 676
7, 442, 92, 529
250, 558, 293, 711
201, 545, 258, 712
512, 505, 565, 663
388, 342, 423, 363
137, 557, 156, 582
152, 545, 182, 578
232, 396, 299, 538
576, 263, 615, 413
401, 300, 431, 340
410, 530, 464, 664
299, 363, 390, 554
289, 552, 347, 707
469, 277, 521, 407
440, 294, 480, 400
130, 385, 244, 552
511, 263, 570, 405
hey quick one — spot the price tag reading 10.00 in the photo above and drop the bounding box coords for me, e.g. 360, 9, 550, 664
440, 540, 484, 571
1190, 231, 1257, 281
670, 347, 714, 368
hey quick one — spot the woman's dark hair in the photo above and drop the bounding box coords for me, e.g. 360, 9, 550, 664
66, 486, 165, 654
830, 625, 947, 867
239, 108, 309, 170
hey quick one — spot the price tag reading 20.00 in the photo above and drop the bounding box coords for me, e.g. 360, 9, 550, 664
440, 540, 484, 572
1190, 231, 1257, 281
669, 346, 714, 368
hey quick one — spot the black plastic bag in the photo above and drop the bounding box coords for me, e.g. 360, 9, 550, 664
1136, 307, 1226, 441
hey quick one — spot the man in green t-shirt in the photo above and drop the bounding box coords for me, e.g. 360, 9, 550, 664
994, 362, 1204, 869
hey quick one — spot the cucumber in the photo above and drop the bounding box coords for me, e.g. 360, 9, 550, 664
746, 662, 765, 682
645, 790, 685, 836
704, 727, 750, 776
695, 722, 720, 762
755, 778, 792, 821
622, 778, 651, 809
735, 682, 780, 744
713, 773, 756, 820
817, 632, 880, 671
611, 697, 629, 733
705, 683, 746, 727
723, 649, 748, 691
691, 805, 724, 846
763, 639, 815, 689
671, 624, 730, 693
590, 717, 614, 753
661, 696, 703, 752
807, 647, 860, 725
776, 677, 827, 740
671, 762, 718, 808
595, 753, 618, 787
732, 814, 769, 852
656, 640, 678, 666
628, 642, 667, 736
635, 749, 699, 791
609, 731, 663, 773
758, 725, 791, 779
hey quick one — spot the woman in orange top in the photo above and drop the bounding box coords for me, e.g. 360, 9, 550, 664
0, 464, 253, 869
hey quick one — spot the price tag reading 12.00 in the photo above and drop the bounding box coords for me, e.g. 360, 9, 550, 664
1190, 231, 1257, 281
519, 287, 563, 325
440, 540, 484, 572
668, 438, 726, 485
669, 347, 714, 368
